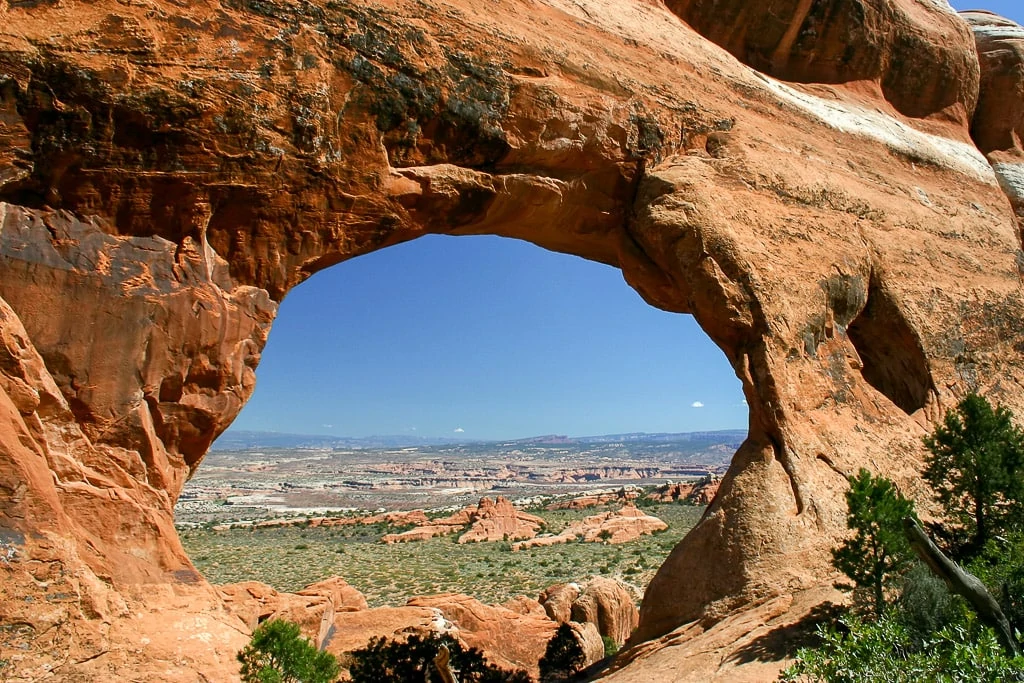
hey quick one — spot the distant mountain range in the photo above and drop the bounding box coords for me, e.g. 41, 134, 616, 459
211, 428, 748, 451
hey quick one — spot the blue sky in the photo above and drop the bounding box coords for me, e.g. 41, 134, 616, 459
224, 0, 1020, 442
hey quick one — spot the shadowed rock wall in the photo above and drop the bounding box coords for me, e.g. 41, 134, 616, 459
0, 0, 1022, 680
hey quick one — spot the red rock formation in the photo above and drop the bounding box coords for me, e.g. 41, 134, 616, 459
664, 0, 980, 124
571, 578, 640, 647
547, 488, 640, 510
0, 0, 1023, 680
539, 582, 583, 624
514, 505, 667, 549
963, 11, 1024, 242
407, 593, 557, 677
381, 524, 461, 543
687, 476, 721, 506
457, 496, 544, 544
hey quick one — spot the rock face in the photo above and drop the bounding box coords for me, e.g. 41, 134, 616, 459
963, 11, 1024, 244
407, 593, 557, 677
1, 0, 1023, 680
664, 0, 979, 124
571, 578, 640, 647
540, 578, 639, 647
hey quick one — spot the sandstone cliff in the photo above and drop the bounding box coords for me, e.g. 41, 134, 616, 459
1, 0, 1023, 680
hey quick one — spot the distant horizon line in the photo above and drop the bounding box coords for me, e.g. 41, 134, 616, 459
216, 426, 749, 443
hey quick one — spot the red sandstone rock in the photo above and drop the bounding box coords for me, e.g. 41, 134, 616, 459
514, 505, 667, 550
571, 578, 640, 646
0, 0, 1023, 680
457, 496, 544, 544
963, 11, 1024, 242
539, 582, 583, 624
546, 489, 639, 510
664, 0, 980, 124
407, 593, 557, 677
381, 524, 462, 543
687, 476, 721, 506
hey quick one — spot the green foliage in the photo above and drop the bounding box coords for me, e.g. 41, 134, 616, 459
237, 619, 339, 683
967, 533, 1024, 636
347, 632, 529, 683
601, 635, 619, 658
780, 611, 1024, 682
539, 623, 586, 682
893, 563, 960, 647
831, 469, 917, 618
923, 393, 1024, 559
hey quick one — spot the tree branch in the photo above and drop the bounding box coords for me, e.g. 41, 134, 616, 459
902, 517, 1020, 658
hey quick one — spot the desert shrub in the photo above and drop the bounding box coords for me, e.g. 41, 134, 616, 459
237, 619, 339, 683
539, 623, 585, 682
347, 632, 529, 683
601, 635, 619, 658
780, 611, 1024, 682
894, 563, 960, 649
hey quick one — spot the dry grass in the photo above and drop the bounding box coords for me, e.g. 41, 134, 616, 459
179, 502, 704, 606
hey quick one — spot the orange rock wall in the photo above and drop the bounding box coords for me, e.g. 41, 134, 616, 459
0, 0, 1023, 680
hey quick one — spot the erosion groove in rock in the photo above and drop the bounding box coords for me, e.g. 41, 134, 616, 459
0, 0, 1022, 681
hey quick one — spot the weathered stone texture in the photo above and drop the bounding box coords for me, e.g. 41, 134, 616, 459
0, 0, 1023, 680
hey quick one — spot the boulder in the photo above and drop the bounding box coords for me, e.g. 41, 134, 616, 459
664, 0, 980, 123
539, 582, 583, 624
570, 578, 640, 646
408, 593, 558, 678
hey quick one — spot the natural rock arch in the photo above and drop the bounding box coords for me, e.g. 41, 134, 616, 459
1, 0, 1023, 680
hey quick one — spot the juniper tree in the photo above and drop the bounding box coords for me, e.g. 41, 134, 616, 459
832, 469, 917, 619
923, 393, 1024, 559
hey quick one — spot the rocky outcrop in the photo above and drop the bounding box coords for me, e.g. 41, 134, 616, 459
1, 0, 1023, 680
665, 0, 979, 124
539, 582, 583, 624
408, 593, 557, 677
514, 504, 667, 550
547, 488, 640, 510
457, 497, 544, 544
963, 11, 1024, 243
571, 578, 640, 647
645, 477, 720, 505
540, 578, 639, 648
381, 524, 461, 543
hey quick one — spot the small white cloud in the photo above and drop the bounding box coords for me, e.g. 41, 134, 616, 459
454, 427, 465, 433
691, 401, 705, 408
322, 424, 333, 428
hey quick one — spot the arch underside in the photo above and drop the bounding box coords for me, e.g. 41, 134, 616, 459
1, 0, 1023, 679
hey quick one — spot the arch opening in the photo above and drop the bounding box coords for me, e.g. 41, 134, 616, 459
175, 232, 748, 620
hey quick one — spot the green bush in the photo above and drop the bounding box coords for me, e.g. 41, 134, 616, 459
780, 611, 1024, 682
539, 623, 585, 682
601, 635, 619, 658
347, 632, 529, 682
237, 619, 339, 683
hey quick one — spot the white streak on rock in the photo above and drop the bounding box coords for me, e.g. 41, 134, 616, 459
756, 74, 997, 183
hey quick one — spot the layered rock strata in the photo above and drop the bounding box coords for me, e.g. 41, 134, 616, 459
0, 0, 1023, 680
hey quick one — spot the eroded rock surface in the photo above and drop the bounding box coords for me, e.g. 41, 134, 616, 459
0, 0, 1023, 680
964, 11, 1024, 243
